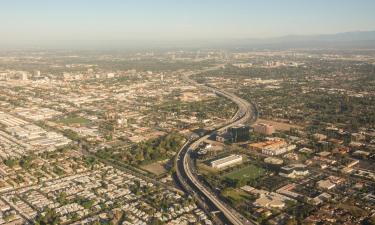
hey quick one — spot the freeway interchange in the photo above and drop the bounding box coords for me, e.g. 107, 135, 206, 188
175, 71, 258, 225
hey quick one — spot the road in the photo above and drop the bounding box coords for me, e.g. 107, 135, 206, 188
175, 69, 258, 225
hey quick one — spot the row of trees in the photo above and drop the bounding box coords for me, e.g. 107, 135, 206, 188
96, 132, 186, 165
3, 155, 35, 169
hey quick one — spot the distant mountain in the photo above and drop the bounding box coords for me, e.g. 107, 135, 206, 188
1, 31, 374, 51
229, 31, 375, 50
273, 30, 375, 42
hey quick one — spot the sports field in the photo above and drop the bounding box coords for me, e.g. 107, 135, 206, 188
223, 164, 265, 181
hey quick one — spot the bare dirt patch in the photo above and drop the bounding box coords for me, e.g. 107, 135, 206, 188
256, 118, 304, 131
141, 162, 167, 176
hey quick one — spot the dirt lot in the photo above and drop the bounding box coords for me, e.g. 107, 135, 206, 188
256, 118, 304, 131
141, 162, 167, 176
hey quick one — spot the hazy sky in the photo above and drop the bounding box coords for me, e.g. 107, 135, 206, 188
1, 0, 375, 44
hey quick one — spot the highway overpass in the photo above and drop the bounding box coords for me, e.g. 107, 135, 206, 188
175, 69, 258, 225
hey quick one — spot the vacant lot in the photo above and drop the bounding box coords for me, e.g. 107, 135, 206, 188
141, 162, 167, 176
256, 118, 304, 131
223, 164, 265, 181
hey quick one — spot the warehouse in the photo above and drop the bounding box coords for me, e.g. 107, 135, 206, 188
210, 154, 243, 169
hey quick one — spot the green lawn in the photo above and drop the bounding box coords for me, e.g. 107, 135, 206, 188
223, 164, 265, 181
221, 188, 251, 202
57, 116, 90, 125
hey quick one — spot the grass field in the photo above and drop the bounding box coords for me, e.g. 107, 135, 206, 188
223, 164, 265, 181
197, 161, 219, 175
338, 202, 367, 217
221, 188, 252, 202
58, 116, 90, 125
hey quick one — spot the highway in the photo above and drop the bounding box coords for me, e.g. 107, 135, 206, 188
175, 69, 258, 225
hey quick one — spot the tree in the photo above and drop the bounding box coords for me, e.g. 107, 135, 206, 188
150, 217, 163, 225
285, 218, 298, 225
3, 158, 18, 168
363, 216, 375, 225
35, 208, 60, 225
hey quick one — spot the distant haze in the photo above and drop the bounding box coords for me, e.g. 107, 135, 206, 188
1, 0, 375, 49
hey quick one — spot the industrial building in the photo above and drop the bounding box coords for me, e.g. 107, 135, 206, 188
210, 154, 243, 169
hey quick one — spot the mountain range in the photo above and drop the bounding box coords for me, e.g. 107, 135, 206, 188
226, 30, 375, 50
1, 31, 375, 50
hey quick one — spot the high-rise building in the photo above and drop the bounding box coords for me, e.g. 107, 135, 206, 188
254, 123, 275, 135
228, 125, 250, 142
20, 72, 28, 80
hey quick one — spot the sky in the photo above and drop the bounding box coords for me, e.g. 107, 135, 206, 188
1, 0, 375, 46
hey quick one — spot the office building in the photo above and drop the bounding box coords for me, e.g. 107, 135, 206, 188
228, 125, 250, 142
254, 123, 275, 135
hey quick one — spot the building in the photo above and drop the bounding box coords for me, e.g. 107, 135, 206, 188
317, 180, 336, 190
262, 144, 296, 156
215, 132, 232, 143
264, 157, 284, 165
241, 186, 295, 209
107, 73, 115, 78
279, 164, 309, 178
215, 125, 250, 143
210, 154, 243, 169
63, 72, 71, 81
311, 193, 332, 205
351, 133, 366, 142
20, 72, 28, 81
228, 125, 250, 142
313, 133, 327, 141
249, 139, 295, 156
254, 123, 275, 135
249, 139, 287, 151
